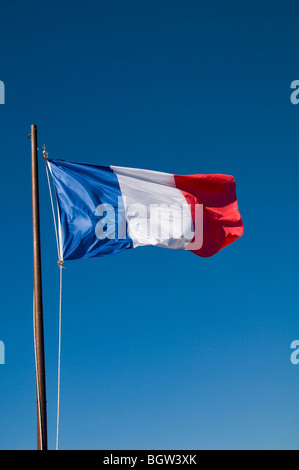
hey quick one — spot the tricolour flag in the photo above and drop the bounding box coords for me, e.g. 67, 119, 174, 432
48, 159, 243, 261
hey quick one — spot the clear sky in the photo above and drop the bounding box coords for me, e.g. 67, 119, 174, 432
0, 0, 299, 450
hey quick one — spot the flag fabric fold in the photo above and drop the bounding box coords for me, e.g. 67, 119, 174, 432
48, 159, 243, 261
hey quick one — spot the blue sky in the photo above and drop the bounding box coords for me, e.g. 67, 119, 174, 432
1, 0, 299, 450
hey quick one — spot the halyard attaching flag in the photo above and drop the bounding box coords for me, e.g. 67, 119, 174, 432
47, 159, 243, 261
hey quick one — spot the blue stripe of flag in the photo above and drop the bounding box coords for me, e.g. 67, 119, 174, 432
48, 159, 133, 260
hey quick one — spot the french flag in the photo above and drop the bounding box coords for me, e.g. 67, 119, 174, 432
48, 159, 243, 261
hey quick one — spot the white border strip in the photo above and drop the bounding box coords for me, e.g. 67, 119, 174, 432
47, 161, 64, 262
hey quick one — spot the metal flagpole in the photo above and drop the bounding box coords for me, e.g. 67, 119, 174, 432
31, 124, 48, 450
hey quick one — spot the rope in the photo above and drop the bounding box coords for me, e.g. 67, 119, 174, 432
56, 264, 63, 450
44, 156, 64, 450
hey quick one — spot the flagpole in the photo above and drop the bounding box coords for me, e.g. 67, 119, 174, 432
31, 124, 48, 450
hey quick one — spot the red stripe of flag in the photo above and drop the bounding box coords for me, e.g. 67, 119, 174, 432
174, 174, 243, 257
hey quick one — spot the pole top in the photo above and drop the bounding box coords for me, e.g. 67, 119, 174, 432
28, 124, 37, 140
